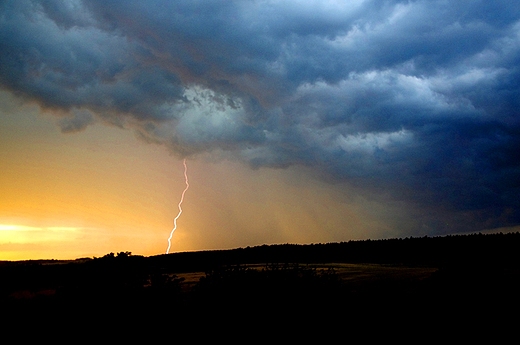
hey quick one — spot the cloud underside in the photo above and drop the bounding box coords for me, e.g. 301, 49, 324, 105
1, 0, 519, 233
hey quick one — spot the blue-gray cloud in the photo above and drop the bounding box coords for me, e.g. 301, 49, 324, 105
1, 0, 519, 234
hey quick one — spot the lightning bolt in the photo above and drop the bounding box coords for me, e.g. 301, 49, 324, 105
166, 158, 189, 254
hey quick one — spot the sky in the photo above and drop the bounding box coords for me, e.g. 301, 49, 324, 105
1, 0, 519, 260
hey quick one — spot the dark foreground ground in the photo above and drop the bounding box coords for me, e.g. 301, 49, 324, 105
2, 233, 520, 337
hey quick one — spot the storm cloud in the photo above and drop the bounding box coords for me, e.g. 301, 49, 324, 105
1, 0, 519, 234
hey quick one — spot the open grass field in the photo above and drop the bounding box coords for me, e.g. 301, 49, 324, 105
173, 262, 438, 293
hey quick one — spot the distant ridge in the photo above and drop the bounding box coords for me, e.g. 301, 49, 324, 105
147, 231, 520, 271
3, 231, 519, 267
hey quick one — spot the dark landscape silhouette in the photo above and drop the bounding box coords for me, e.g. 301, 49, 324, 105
2, 232, 520, 332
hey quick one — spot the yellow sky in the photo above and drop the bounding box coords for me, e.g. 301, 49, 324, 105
0, 91, 406, 261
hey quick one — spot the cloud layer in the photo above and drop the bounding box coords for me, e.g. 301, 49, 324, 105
1, 0, 519, 234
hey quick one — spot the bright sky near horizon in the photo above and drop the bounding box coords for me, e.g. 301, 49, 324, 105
1, 1, 519, 260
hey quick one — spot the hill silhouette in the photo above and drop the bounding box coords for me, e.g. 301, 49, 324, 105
2, 232, 519, 333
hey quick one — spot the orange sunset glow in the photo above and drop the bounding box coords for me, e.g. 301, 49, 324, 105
0, 95, 393, 260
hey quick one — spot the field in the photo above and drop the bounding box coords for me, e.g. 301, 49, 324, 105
172, 262, 438, 294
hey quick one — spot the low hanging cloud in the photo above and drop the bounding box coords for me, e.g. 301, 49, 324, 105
1, 0, 519, 234
57, 109, 95, 133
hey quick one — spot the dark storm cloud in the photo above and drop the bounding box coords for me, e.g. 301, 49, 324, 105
1, 0, 519, 233
0, 1, 186, 121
